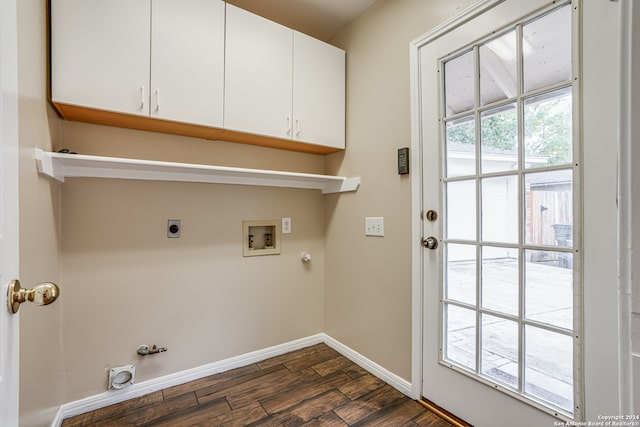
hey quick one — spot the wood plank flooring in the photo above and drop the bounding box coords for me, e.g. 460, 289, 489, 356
62, 343, 454, 426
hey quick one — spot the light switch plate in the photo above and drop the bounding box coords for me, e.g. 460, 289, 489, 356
365, 217, 384, 236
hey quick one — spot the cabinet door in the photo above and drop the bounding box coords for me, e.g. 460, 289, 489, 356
150, 0, 224, 127
51, 0, 151, 116
224, 4, 293, 139
293, 32, 346, 149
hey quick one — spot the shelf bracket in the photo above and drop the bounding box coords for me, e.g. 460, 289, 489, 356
35, 149, 66, 182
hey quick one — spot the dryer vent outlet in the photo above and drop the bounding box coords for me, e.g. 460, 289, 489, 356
108, 364, 135, 390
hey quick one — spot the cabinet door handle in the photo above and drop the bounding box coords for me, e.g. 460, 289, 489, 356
140, 86, 145, 109
286, 116, 292, 136
295, 118, 300, 137
155, 89, 160, 112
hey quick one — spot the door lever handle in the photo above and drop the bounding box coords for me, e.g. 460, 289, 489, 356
7, 279, 60, 314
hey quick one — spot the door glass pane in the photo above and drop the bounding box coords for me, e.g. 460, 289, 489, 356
446, 116, 475, 177
445, 304, 476, 370
525, 170, 573, 247
444, 50, 475, 116
446, 180, 476, 240
481, 314, 518, 388
525, 326, 573, 413
482, 246, 518, 316
524, 87, 572, 168
481, 103, 518, 173
446, 243, 476, 306
525, 250, 573, 330
438, 4, 577, 417
482, 175, 518, 244
480, 30, 517, 105
523, 5, 572, 93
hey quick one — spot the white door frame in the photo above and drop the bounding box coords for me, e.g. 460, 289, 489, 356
410, 0, 623, 422
0, 0, 21, 424
617, 0, 638, 416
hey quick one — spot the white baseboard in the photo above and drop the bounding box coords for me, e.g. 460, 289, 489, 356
52, 333, 414, 426
322, 334, 415, 399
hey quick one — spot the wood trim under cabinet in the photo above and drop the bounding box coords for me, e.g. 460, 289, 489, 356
53, 103, 342, 155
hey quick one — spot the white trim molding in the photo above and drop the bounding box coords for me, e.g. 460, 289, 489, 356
618, 0, 638, 416
322, 335, 414, 398
52, 333, 415, 426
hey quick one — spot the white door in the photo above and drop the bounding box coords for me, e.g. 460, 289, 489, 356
51, 0, 151, 116
418, 1, 580, 425
150, 0, 225, 127
0, 0, 20, 423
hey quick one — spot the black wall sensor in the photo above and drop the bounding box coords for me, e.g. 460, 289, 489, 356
398, 147, 410, 175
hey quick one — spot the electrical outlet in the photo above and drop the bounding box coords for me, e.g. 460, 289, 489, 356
282, 217, 292, 234
365, 217, 384, 236
167, 219, 180, 238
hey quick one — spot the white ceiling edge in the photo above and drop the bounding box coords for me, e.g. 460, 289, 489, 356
225, 0, 377, 41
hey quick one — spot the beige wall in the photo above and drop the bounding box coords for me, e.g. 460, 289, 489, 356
17, 0, 63, 425
324, 0, 476, 381
58, 123, 327, 401
18, 0, 329, 413
16, 0, 483, 420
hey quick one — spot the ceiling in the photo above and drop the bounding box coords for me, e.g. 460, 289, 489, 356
224, 0, 378, 41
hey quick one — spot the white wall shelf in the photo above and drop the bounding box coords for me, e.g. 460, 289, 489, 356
35, 150, 360, 194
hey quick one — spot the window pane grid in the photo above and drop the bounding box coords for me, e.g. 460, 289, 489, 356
442, 82, 573, 126
444, 298, 573, 336
440, 2, 578, 418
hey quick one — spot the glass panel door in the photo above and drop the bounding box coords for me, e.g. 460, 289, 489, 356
440, 2, 579, 417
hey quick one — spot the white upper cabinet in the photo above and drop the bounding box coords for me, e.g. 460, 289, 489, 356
51, 1, 345, 152
150, 0, 224, 127
52, 0, 225, 128
293, 31, 345, 149
51, 0, 152, 116
224, 4, 345, 149
224, 5, 293, 140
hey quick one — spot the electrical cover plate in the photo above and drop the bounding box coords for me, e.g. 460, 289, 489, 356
282, 217, 292, 234
168, 219, 180, 238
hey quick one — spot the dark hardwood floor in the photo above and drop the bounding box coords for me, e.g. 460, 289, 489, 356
62, 343, 453, 426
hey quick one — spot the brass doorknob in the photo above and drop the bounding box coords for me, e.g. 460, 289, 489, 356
7, 279, 60, 314
421, 236, 439, 250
